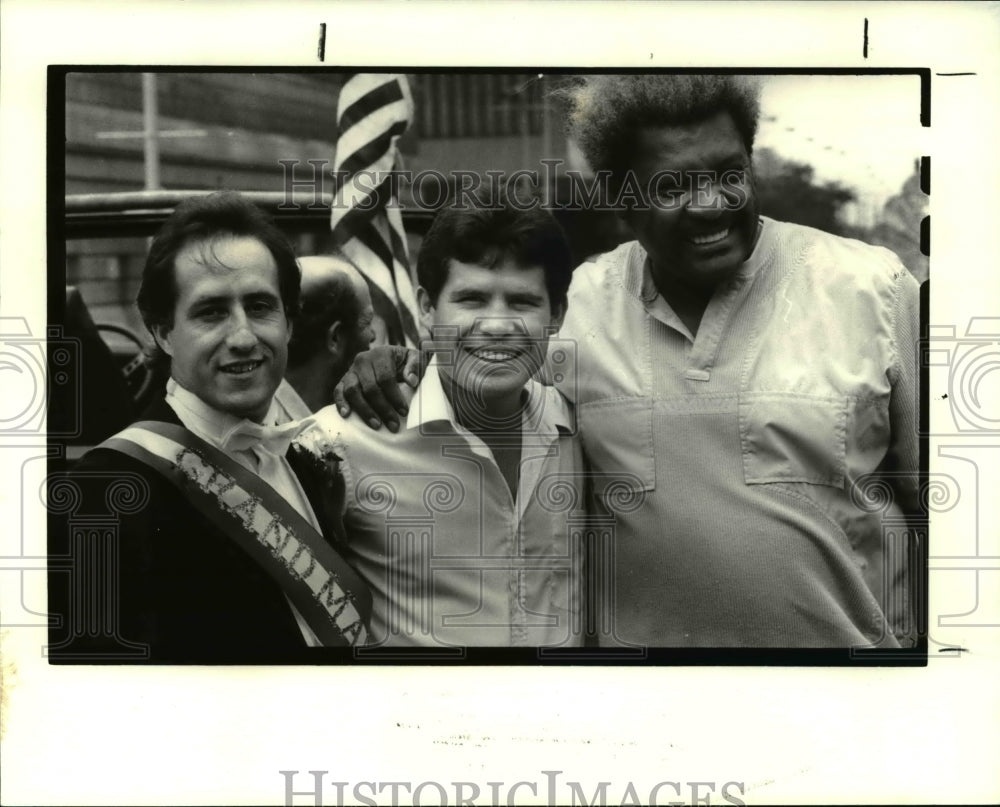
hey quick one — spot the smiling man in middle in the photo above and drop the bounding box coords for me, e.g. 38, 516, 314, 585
305, 190, 586, 648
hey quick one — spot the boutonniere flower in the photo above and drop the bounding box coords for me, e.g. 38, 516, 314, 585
291, 424, 343, 493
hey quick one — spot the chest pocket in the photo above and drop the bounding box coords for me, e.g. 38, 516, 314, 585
738, 393, 848, 488
578, 397, 656, 495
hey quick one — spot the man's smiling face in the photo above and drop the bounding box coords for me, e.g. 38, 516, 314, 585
419, 257, 562, 416
155, 234, 291, 422
624, 110, 760, 294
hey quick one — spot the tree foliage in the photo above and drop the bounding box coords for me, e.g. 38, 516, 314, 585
862, 169, 928, 282
754, 147, 856, 236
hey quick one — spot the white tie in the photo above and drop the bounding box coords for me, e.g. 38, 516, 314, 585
219, 416, 314, 457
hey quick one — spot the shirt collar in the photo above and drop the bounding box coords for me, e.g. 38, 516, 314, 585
273, 378, 313, 423
164, 377, 312, 453
405, 356, 455, 431
406, 355, 573, 436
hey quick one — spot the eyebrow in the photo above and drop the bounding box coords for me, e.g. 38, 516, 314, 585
658, 148, 748, 174
446, 286, 488, 297
185, 294, 228, 310
185, 290, 280, 310
507, 291, 547, 302
243, 290, 281, 302
445, 286, 547, 302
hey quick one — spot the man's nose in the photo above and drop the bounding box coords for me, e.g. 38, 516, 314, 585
476, 308, 524, 336
225, 308, 258, 350
686, 176, 726, 217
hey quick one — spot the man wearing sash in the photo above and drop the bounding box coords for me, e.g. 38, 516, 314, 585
51, 192, 370, 661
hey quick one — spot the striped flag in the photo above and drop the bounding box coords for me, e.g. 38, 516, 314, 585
331, 73, 422, 347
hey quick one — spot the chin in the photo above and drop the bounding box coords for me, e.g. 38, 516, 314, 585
693, 244, 747, 284
222, 393, 271, 421
482, 377, 527, 398
454, 369, 526, 403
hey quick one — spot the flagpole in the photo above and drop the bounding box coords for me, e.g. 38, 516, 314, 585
141, 73, 160, 190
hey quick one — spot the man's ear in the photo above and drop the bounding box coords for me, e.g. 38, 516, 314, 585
416, 286, 435, 333
325, 320, 345, 360
152, 323, 174, 358
549, 300, 567, 332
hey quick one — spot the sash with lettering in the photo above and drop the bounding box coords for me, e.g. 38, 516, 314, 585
101, 421, 370, 647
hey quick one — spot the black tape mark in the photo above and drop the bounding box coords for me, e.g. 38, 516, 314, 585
920, 216, 930, 257
935, 72, 976, 76
863, 18, 869, 58
920, 156, 930, 195
318, 23, 327, 62
941, 394, 948, 400
920, 71, 931, 127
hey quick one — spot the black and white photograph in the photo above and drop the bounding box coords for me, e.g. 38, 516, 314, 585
46, 67, 928, 664
2, 2, 999, 805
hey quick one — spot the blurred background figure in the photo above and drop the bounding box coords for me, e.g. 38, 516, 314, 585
360, 271, 407, 348
275, 253, 377, 419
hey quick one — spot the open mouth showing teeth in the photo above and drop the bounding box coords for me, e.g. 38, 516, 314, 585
689, 228, 730, 245
220, 360, 263, 375
470, 348, 522, 362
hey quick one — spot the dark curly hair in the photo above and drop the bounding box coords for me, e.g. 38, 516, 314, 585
136, 191, 301, 370
563, 74, 761, 192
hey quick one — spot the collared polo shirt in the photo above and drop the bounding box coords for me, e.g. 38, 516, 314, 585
553, 216, 920, 648
308, 359, 586, 648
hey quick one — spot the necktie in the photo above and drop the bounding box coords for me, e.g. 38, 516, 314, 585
219, 416, 315, 457
219, 417, 315, 481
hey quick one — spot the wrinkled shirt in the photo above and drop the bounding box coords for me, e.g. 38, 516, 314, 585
553, 217, 920, 648
307, 359, 586, 648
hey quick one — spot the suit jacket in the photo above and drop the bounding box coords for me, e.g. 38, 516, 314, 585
48, 398, 349, 663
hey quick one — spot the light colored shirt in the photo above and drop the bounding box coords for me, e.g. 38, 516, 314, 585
307, 358, 586, 648
273, 377, 313, 424
164, 378, 322, 646
554, 216, 920, 648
